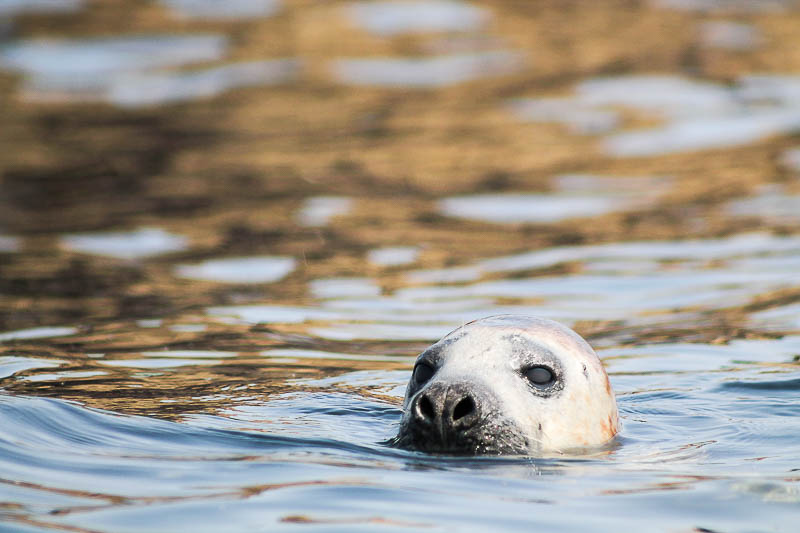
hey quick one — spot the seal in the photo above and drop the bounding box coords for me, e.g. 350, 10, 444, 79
393, 315, 619, 455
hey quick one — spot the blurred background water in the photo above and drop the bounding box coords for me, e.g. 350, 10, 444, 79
1, 1, 800, 531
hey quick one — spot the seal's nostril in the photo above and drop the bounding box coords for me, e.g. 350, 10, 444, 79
419, 395, 435, 421
452, 396, 475, 421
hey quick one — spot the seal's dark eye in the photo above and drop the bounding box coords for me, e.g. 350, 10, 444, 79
413, 362, 435, 385
524, 366, 554, 386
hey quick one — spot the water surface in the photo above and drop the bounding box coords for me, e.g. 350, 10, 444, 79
1, 1, 800, 532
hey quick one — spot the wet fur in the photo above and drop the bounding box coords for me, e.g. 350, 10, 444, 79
394, 315, 619, 455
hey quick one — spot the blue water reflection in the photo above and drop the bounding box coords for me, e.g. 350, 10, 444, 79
2, 0, 800, 532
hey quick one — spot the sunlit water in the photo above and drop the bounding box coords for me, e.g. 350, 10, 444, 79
2, 343, 800, 532
3, 230, 800, 532
2, 0, 800, 532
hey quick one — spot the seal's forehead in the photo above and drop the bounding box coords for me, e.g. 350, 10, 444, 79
440, 314, 592, 354
463, 315, 557, 330
445, 315, 570, 340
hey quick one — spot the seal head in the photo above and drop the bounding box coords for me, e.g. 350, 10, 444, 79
394, 315, 619, 455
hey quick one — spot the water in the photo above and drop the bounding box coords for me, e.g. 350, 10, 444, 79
438, 174, 671, 223
295, 197, 354, 228
174, 256, 297, 284
367, 247, 421, 267
699, 20, 762, 51
60, 228, 189, 259
0, 35, 229, 101
2, 1, 800, 532
511, 74, 800, 156
2, 346, 799, 531
161, 0, 281, 20
108, 59, 300, 108
345, 1, 490, 36
330, 51, 523, 88
3, 227, 799, 531
0, 0, 83, 17
509, 97, 621, 134
0, 235, 19, 253
726, 185, 800, 224
782, 147, 800, 171
651, 0, 794, 12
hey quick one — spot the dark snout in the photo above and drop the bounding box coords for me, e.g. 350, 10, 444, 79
396, 381, 493, 454
395, 380, 530, 455
411, 381, 481, 436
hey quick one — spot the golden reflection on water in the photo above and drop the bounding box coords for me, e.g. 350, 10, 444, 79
1, 1, 799, 420
0, 322, 415, 417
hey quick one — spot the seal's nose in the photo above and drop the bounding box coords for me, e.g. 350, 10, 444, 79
411, 382, 481, 436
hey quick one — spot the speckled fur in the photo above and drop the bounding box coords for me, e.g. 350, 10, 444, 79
395, 315, 619, 455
